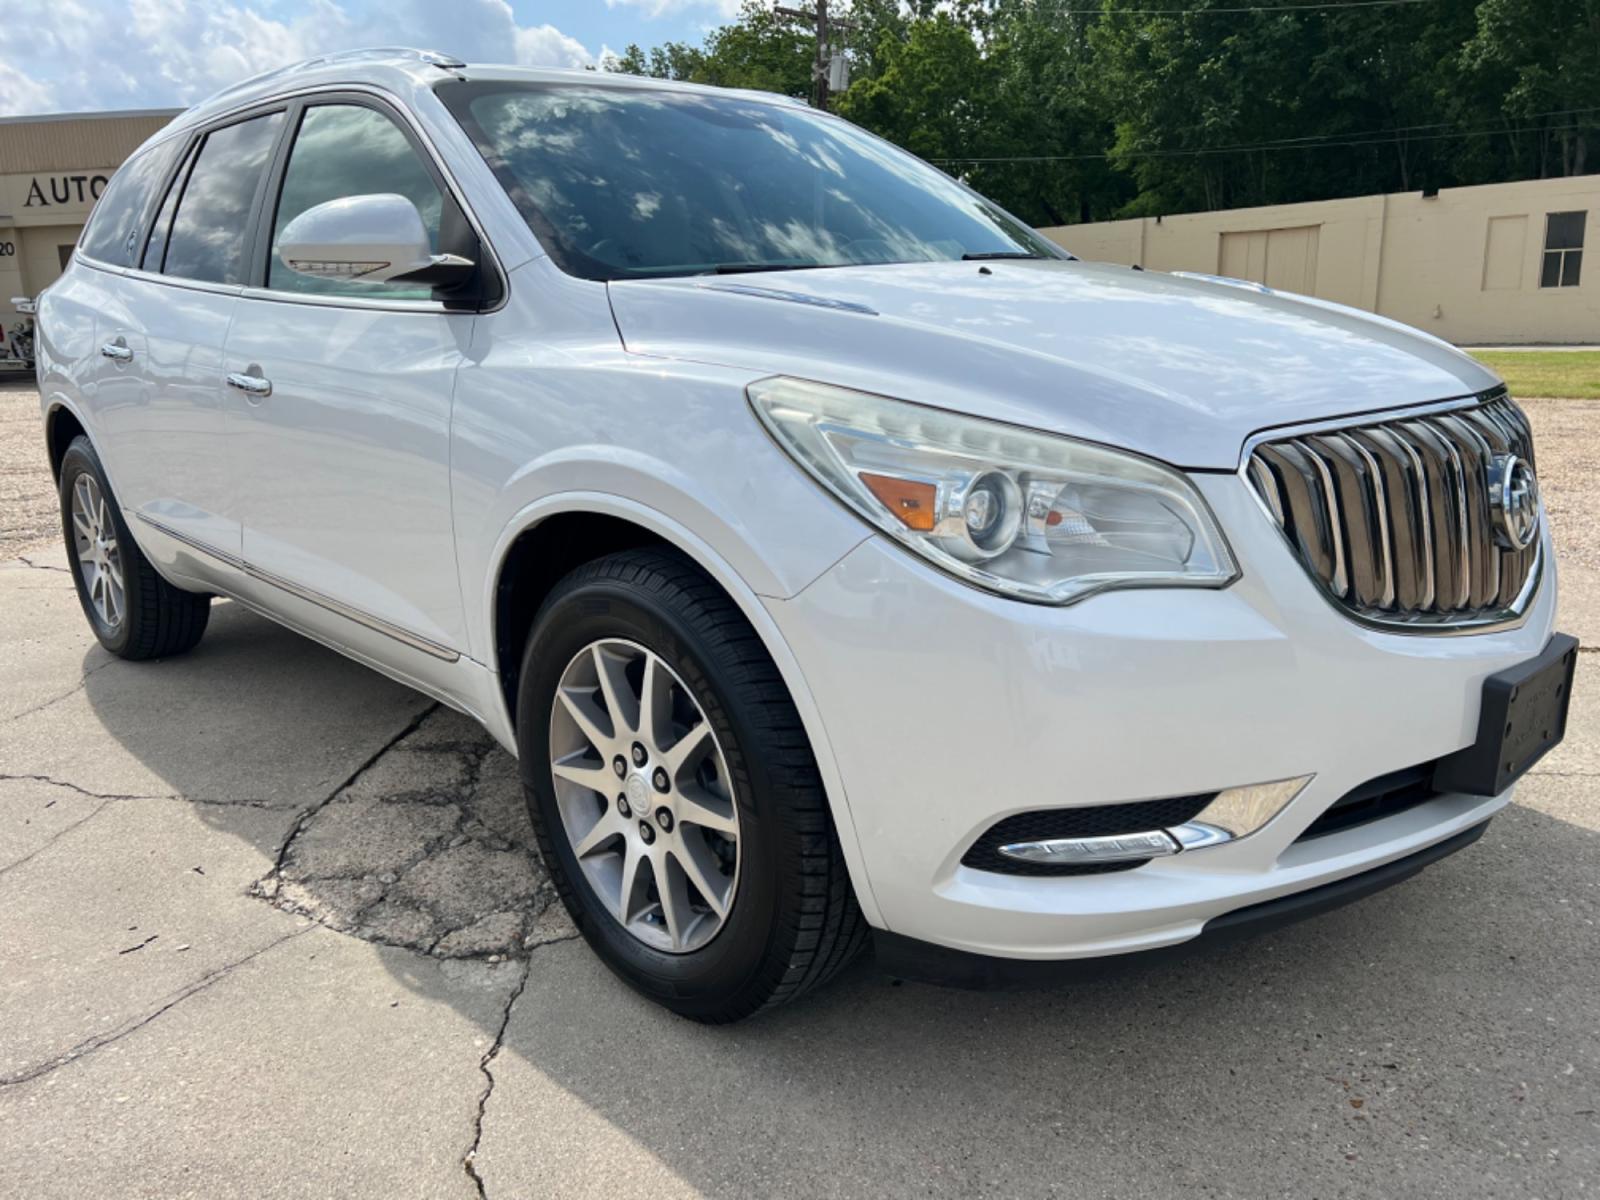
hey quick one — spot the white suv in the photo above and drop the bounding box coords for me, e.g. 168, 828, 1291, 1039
37, 49, 1576, 1021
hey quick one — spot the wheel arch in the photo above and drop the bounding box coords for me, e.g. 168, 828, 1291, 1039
44, 399, 89, 481
486, 491, 883, 928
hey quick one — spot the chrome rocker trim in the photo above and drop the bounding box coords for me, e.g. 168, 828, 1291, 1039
134, 512, 460, 662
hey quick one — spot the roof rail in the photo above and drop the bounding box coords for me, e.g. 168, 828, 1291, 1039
190, 47, 465, 114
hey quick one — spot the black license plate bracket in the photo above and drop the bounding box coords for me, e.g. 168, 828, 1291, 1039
1433, 633, 1579, 797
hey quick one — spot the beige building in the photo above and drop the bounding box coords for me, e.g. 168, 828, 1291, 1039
1041, 175, 1598, 345
1, 109, 178, 340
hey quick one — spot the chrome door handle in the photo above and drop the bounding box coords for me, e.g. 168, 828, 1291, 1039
99, 342, 133, 362
226, 372, 272, 398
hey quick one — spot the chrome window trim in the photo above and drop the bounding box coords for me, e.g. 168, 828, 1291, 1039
90, 256, 245, 299
1236, 387, 1543, 637
231, 83, 506, 312
134, 512, 460, 662
84, 81, 508, 315
236, 285, 453, 314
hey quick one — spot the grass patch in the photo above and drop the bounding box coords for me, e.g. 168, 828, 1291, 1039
1470, 351, 1600, 400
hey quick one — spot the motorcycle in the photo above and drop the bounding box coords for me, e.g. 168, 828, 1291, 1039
4, 297, 36, 373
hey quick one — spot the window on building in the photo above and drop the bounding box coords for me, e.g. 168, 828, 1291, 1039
57, 245, 74, 270
266, 103, 444, 299
1540, 211, 1585, 288
162, 112, 283, 285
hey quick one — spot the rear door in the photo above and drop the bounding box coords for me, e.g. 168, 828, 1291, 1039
96, 109, 285, 559
59, 136, 185, 506
224, 96, 479, 656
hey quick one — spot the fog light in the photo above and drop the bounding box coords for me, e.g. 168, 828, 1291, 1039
995, 776, 1314, 867
1169, 776, 1313, 847
998, 828, 1180, 866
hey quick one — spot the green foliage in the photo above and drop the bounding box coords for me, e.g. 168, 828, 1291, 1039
604, 0, 1600, 225
602, 1, 811, 95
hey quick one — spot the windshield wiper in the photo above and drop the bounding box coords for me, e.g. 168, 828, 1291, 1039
709, 262, 839, 275
961, 251, 1047, 261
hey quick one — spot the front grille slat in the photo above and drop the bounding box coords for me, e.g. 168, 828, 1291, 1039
1432, 415, 1500, 607
1256, 441, 1346, 596
1400, 419, 1471, 609
1247, 392, 1539, 628
1356, 426, 1433, 610
1307, 434, 1391, 606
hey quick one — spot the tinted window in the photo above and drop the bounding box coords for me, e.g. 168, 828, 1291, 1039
267, 104, 444, 298
440, 83, 1062, 281
142, 141, 197, 273
163, 113, 283, 284
79, 139, 182, 266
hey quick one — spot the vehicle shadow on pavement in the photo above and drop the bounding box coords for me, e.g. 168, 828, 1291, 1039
458, 798, 1598, 1197
77, 601, 1600, 1197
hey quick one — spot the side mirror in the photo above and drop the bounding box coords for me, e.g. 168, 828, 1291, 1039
276, 193, 473, 287
10, 296, 36, 315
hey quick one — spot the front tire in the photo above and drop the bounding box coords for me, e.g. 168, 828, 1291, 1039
59, 435, 210, 660
517, 549, 867, 1022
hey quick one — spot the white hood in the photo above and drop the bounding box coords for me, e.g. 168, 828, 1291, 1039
606, 258, 1500, 469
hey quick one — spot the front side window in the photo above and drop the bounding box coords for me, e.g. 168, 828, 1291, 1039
78, 139, 182, 267
162, 112, 284, 285
267, 103, 445, 299
438, 82, 1063, 281
1540, 211, 1585, 288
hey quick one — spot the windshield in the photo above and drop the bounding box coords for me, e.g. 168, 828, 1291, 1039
437, 81, 1065, 281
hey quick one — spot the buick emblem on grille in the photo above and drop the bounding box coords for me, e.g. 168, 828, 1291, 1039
1487, 453, 1540, 551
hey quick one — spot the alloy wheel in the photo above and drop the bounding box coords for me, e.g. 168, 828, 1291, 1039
548, 638, 741, 954
70, 473, 124, 629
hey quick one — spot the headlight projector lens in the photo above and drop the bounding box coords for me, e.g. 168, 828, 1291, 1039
952, 471, 1022, 561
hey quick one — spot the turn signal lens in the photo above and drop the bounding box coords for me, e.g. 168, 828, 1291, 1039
859, 472, 937, 531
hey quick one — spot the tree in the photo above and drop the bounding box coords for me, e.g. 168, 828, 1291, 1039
834, 13, 989, 165
1459, 0, 1600, 177
604, 1, 812, 96
607, 0, 1600, 223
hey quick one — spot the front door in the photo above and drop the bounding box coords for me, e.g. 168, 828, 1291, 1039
225, 99, 473, 656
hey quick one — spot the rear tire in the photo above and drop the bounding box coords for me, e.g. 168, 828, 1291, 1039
517, 548, 867, 1022
59, 435, 210, 661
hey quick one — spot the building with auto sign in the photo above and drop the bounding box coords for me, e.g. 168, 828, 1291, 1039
1, 108, 178, 357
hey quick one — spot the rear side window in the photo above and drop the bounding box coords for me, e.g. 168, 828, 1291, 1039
163, 112, 284, 285
79, 139, 182, 266
141, 141, 198, 273
267, 103, 445, 299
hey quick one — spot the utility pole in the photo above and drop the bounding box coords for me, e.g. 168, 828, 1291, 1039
774, 1, 856, 111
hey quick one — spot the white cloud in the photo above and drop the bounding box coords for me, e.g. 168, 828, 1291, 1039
0, 60, 52, 117
513, 24, 596, 70
604, 0, 743, 19
0, 0, 601, 117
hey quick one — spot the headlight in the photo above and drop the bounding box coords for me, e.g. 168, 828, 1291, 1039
748, 377, 1239, 605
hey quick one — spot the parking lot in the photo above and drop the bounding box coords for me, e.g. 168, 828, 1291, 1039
1, 373, 1596, 1198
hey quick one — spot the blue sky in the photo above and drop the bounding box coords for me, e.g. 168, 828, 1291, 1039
0, 0, 746, 118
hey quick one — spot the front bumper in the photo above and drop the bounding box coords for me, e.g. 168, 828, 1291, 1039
763, 471, 1557, 962
876, 820, 1490, 988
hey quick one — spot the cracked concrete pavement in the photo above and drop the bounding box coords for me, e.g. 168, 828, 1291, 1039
1, 379, 1598, 1197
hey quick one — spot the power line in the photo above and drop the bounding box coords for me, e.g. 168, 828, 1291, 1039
930, 110, 1600, 165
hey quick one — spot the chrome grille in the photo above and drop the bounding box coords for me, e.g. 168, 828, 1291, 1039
1245, 391, 1540, 628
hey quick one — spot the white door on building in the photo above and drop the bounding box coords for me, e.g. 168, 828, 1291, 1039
1219, 225, 1321, 296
